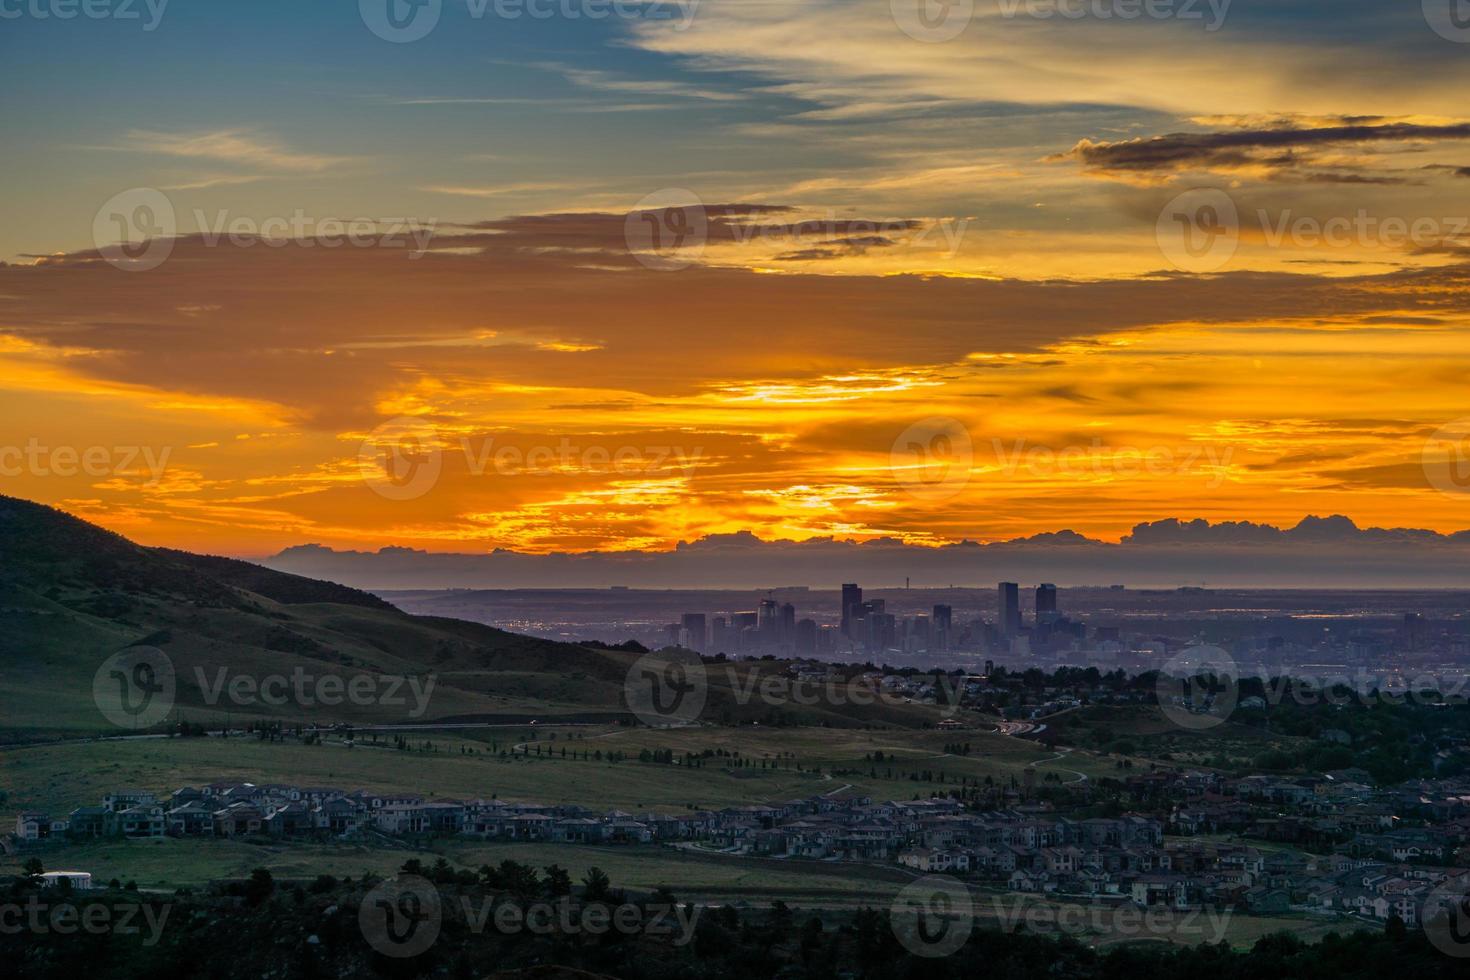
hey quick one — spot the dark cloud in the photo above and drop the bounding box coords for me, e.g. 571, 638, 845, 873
445, 206, 917, 255
773, 235, 898, 261
1054, 121, 1470, 181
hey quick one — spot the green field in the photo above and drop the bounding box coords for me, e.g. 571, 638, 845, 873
0, 723, 1084, 817
0, 836, 915, 901
0, 835, 1350, 950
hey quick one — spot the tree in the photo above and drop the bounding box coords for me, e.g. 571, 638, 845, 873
543, 864, 572, 897
582, 866, 611, 901
244, 867, 274, 906
498, 860, 541, 899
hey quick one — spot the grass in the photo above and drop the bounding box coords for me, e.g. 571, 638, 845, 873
0, 838, 1352, 949
0, 720, 1090, 820
0, 836, 917, 900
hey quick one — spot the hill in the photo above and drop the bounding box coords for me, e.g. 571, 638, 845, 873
0, 497, 960, 738
0, 496, 640, 737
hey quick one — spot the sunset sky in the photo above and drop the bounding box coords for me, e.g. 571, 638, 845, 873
4, 1, 1470, 556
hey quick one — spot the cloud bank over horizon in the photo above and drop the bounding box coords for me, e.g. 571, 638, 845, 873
262, 514, 1470, 590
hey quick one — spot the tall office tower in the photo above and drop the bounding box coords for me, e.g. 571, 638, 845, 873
733, 612, 758, 631
795, 618, 817, 656
932, 604, 953, 650
710, 616, 728, 653
779, 602, 797, 643
758, 599, 779, 641
680, 613, 707, 652
1036, 584, 1059, 625
868, 612, 897, 652
911, 614, 931, 652
1403, 612, 1425, 652
840, 583, 863, 638
664, 623, 682, 648
999, 582, 1021, 636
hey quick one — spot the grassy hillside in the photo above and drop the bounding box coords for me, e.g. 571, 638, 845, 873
0, 497, 964, 738
0, 496, 645, 737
